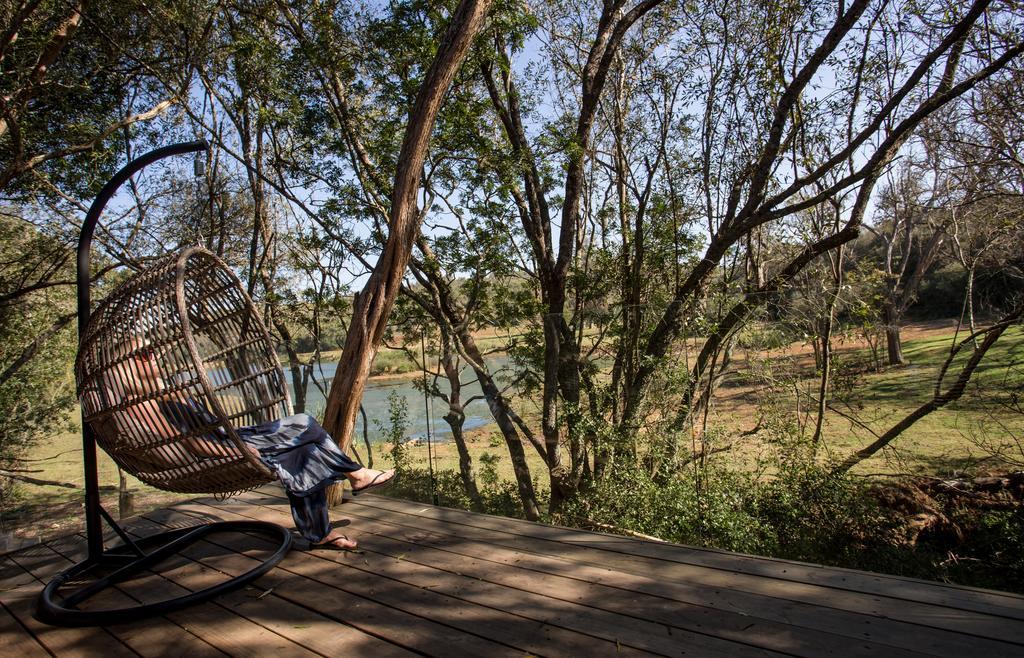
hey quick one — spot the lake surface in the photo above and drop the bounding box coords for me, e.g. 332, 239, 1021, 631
289, 356, 510, 444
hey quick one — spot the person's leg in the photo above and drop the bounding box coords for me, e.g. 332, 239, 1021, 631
286, 489, 328, 542
285, 488, 356, 548
298, 414, 396, 493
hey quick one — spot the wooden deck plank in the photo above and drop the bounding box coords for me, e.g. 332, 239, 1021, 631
329, 497, 1024, 654
252, 490, 1024, 657
319, 491, 1024, 644
345, 490, 1024, 620
202, 493, 950, 658
332, 497, 1010, 658
19, 523, 320, 658
0, 558, 49, 658
185, 497, 790, 658
148, 502, 672, 658
4, 489, 1022, 657
0, 604, 50, 657
4, 540, 165, 657
134, 506, 541, 658
0, 555, 38, 590
108, 514, 419, 658
1, 580, 140, 657
17, 536, 241, 658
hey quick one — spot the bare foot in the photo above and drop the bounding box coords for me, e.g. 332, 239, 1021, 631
350, 468, 397, 495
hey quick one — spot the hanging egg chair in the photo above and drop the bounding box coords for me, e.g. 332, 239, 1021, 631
37, 141, 293, 627
77, 245, 289, 495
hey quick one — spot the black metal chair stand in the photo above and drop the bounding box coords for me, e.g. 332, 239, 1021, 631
36, 520, 292, 626
35, 141, 293, 627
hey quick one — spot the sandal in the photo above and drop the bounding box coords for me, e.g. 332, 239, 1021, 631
351, 469, 397, 496
310, 529, 358, 551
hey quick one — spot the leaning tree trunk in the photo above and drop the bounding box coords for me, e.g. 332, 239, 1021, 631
833, 305, 1022, 474
320, 0, 493, 463
456, 326, 542, 520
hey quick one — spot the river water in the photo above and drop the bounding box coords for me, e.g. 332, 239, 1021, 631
290, 357, 510, 444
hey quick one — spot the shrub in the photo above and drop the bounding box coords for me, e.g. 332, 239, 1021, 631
560, 458, 912, 573
383, 466, 528, 518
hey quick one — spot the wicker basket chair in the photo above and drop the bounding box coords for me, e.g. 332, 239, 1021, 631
37, 141, 293, 627
77, 246, 290, 495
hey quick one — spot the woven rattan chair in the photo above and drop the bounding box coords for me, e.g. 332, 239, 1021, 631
37, 141, 293, 626
78, 246, 289, 495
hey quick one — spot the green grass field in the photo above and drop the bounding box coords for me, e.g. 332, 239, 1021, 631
711, 323, 1024, 477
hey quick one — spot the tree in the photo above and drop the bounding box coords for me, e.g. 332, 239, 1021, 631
867, 161, 949, 366
321, 0, 494, 460
479, 0, 671, 506
619, 0, 1024, 445
0, 213, 77, 505
833, 302, 1024, 473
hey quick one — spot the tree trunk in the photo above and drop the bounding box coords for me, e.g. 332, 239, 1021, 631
438, 347, 483, 510
456, 327, 542, 520
965, 265, 978, 347
812, 244, 844, 449
274, 319, 307, 414
884, 302, 905, 366
403, 239, 541, 519
321, 0, 493, 452
445, 408, 482, 510
811, 314, 835, 449
117, 468, 133, 519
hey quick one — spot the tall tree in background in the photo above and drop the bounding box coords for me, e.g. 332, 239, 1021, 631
869, 161, 949, 366
620, 0, 1024, 443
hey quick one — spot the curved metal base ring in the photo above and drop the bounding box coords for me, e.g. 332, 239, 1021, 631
35, 520, 292, 626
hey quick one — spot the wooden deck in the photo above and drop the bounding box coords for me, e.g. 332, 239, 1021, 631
2, 487, 1024, 657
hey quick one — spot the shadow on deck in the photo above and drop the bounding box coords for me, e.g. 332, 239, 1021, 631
2, 486, 1023, 656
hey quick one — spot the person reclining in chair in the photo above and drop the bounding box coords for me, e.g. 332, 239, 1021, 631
105, 338, 396, 550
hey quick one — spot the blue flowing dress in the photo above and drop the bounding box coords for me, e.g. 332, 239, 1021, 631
159, 400, 361, 543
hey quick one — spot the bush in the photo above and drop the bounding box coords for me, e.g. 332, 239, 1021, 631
559, 466, 770, 555
750, 463, 905, 570
383, 466, 527, 518
560, 460, 912, 572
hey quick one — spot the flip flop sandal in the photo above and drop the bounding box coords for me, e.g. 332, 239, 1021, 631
297, 531, 357, 551
352, 470, 397, 496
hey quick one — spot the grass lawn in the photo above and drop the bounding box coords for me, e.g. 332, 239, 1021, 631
1, 423, 193, 545
711, 322, 1024, 477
